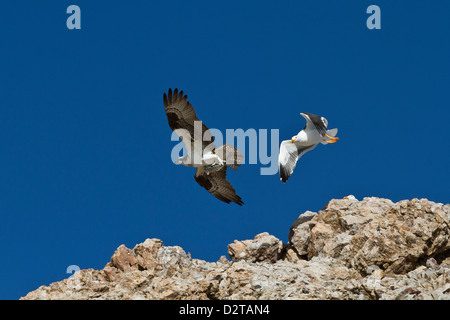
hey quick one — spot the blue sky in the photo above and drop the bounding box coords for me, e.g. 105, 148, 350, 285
1, 1, 449, 299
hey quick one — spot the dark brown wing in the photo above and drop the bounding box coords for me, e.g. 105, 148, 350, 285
194, 167, 243, 206
163, 88, 214, 148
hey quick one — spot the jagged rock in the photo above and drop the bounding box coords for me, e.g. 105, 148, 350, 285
288, 211, 316, 257
21, 197, 450, 300
288, 197, 450, 275
227, 232, 283, 263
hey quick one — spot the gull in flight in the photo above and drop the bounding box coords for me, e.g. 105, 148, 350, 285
278, 113, 339, 183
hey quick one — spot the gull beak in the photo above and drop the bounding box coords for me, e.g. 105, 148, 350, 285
291, 139, 295, 143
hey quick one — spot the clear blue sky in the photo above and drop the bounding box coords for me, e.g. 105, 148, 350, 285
1, 1, 449, 299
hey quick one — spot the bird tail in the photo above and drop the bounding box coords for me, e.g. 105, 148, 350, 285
321, 128, 338, 145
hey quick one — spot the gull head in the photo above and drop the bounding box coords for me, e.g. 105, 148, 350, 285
291, 135, 297, 143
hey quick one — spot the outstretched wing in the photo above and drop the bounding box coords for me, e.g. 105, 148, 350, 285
278, 140, 318, 183
300, 113, 328, 136
194, 167, 243, 205
214, 144, 244, 170
163, 88, 215, 149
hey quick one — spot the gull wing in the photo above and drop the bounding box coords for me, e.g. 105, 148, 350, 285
300, 112, 328, 136
278, 140, 318, 183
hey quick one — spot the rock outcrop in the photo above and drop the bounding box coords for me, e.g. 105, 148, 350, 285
21, 197, 450, 300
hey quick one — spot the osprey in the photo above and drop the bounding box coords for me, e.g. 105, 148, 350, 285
278, 112, 339, 183
163, 88, 244, 205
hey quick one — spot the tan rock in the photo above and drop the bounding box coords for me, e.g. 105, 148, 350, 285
289, 197, 450, 275
227, 232, 283, 263
21, 197, 450, 300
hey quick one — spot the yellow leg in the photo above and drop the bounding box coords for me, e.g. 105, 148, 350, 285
324, 133, 339, 142
324, 133, 339, 140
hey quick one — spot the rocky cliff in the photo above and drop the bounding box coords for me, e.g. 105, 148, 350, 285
22, 197, 450, 300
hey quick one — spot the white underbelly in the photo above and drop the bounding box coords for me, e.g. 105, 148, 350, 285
190, 147, 204, 166
202, 152, 221, 166
298, 128, 322, 146
187, 147, 220, 167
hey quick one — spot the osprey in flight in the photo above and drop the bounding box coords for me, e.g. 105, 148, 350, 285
278, 113, 339, 183
163, 88, 244, 205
